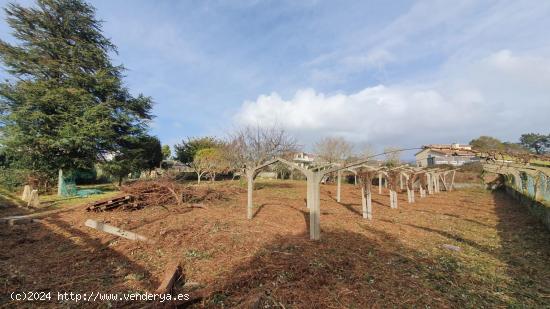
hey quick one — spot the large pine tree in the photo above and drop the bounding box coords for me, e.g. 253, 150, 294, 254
0, 0, 153, 180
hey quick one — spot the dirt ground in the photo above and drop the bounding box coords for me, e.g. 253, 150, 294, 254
1, 180, 549, 308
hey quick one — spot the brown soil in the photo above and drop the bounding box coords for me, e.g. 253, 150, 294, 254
1, 180, 548, 308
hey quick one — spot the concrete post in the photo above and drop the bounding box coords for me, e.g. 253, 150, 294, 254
361, 186, 373, 219
378, 173, 382, 194
306, 173, 313, 209
337, 170, 342, 202
366, 188, 372, 219
450, 170, 456, 191
309, 174, 321, 240
28, 189, 40, 208
426, 173, 433, 194
514, 173, 521, 189
534, 175, 542, 201
361, 186, 366, 217
389, 190, 397, 209
57, 169, 63, 196
21, 185, 31, 202
246, 170, 254, 219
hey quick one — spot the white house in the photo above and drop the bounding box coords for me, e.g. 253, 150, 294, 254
292, 152, 316, 168
415, 143, 478, 167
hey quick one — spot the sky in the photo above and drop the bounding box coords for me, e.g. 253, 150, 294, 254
1, 0, 549, 155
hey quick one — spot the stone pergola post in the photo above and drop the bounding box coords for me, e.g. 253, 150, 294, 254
403, 173, 414, 203
426, 173, 434, 195
336, 169, 342, 202
57, 169, 63, 196
21, 185, 31, 202
28, 189, 40, 208
378, 173, 383, 194
361, 186, 372, 219
389, 190, 397, 208
308, 172, 322, 240
449, 170, 456, 191
534, 173, 542, 201
246, 168, 255, 219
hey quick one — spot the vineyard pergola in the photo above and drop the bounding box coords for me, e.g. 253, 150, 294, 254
482, 161, 550, 201
244, 150, 458, 240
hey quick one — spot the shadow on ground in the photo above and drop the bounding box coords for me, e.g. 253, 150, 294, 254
492, 190, 550, 307
0, 211, 157, 308
196, 229, 456, 308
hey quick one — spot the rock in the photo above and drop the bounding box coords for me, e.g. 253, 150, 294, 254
21, 185, 31, 202
442, 244, 461, 251
27, 190, 40, 208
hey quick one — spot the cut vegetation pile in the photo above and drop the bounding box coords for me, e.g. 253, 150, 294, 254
87, 179, 245, 212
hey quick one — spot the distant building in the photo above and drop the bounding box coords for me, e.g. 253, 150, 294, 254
415, 143, 478, 167
292, 152, 316, 168
256, 152, 317, 179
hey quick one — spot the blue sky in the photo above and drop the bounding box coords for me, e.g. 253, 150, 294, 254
1, 0, 549, 154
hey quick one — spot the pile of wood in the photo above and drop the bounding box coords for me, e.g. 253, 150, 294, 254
86, 195, 138, 212
87, 179, 242, 212
122, 179, 185, 207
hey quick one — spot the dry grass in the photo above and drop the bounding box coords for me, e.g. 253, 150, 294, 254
1, 179, 549, 308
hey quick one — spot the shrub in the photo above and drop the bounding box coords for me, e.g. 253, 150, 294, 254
0, 168, 31, 191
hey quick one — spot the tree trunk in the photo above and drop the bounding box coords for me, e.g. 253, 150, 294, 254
118, 176, 123, 187
197, 172, 201, 184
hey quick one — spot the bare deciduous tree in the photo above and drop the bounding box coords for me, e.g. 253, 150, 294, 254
362, 143, 376, 159
314, 137, 353, 164
383, 146, 401, 167
226, 126, 298, 174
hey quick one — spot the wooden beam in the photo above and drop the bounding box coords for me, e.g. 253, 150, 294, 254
155, 260, 183, 295
84, 219, 152, 243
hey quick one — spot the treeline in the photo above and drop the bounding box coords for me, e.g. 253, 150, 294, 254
470, 134, 549, 154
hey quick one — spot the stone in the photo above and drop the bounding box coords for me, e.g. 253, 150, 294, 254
27, 190, 40, 208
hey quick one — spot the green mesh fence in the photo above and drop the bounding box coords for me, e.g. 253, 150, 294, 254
59, 171, 102, 197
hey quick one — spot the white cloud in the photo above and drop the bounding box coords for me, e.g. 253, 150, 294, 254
341, 49, 394, 69
235, 50, 550, 149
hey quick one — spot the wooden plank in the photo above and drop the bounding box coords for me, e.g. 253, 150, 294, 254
0, 217, 41, 225
87, 195, 132, 212
155, 260, 183, 295
84, 219, 153, 243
